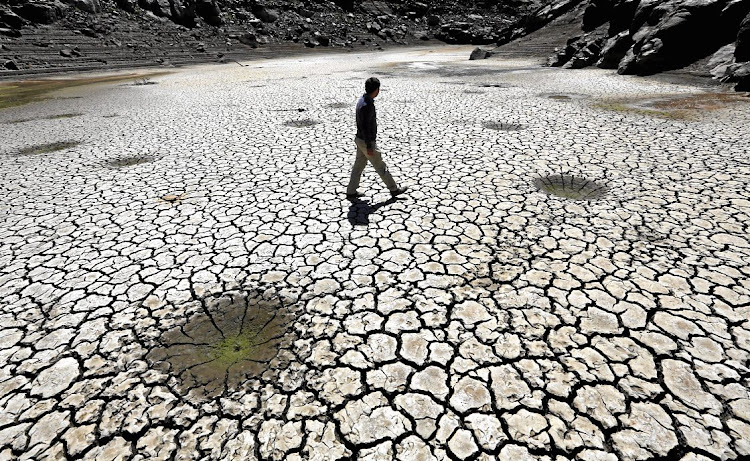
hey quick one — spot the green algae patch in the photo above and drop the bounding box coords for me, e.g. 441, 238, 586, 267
146, 288, 295, 399
17, 141, 80, 156
0, 72, 170, 110
534, 174, 607, 201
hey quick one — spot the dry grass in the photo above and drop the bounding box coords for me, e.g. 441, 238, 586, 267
595, 93, 750, 120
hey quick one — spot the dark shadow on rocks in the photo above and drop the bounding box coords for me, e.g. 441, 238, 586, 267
347, 196, 399, 226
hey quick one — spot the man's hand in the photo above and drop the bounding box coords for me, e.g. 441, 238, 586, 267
366, 148, 375, 157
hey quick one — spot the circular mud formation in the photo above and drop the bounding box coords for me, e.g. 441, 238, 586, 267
483, 121, 524, 131
283, 119, 319, 128
479, 83, 512, 88
146, 288, 297, 399
533, 174, 607, 201
540, 93, 585, 101
107, 156, 154, 168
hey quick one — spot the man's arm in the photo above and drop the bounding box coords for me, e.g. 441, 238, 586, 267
362, 104, 377, 152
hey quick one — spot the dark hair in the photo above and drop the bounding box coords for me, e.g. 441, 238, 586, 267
365, 77, 380, 94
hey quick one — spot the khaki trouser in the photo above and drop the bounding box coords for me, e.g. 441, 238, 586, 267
347, 137, 397, 194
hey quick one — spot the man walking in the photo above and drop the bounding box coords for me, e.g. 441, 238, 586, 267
346, 77, 408, 199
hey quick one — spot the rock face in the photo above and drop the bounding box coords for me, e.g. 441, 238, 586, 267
536, 0, 750, 90
737, 12, 750, 62
12, 2, 63, 24
0, 0, 565, 72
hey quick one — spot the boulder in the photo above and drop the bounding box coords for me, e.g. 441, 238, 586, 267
737, 12, 750, 62
725, 61, 750, 90
115, 0, 136, 12
80, 27, 98, 37
359, 1, 393, 16
608, 0, 638, 34
0, 28, 21, 37
721, 1, 750, 44
547, 35, 583, 66
564, 37, 604, 68
525, 0, 586, 32
70, 0, 101, 13
196, 0, 222, 25
170, 0, 197, 26
4, 59, 19, 70
596, 30, 631, 68
582, 0, 612, 32
426, 15, 439, 26
254, 6, 278, 23
469, 47, 493, 60
707, 43, 736, 78
13, 3, 62, 24
618, 0, 727, 75
0, 9, 26, 29
139, 0, 170, 17
239, 31, 259, 47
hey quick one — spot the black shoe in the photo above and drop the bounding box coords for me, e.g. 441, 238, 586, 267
346, 191, 365, 199
390, 186, 408, 197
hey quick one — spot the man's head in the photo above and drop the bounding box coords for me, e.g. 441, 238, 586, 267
365, 77, 380, 98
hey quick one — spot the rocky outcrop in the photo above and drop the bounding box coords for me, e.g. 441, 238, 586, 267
0, 0, 566, 73
737, 11, 750, 62
2, 0, 572, 73
12, 2, 64, 24
538, 0, 750, 90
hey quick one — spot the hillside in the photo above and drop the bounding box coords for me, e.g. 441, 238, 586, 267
0, 0, 558, 74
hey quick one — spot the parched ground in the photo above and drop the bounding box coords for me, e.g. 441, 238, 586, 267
1, 45, 749, 461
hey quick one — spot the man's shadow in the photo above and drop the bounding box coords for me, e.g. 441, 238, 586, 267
347, 196, 400, 226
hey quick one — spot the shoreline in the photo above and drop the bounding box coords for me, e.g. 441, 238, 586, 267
0, 39, 449, 82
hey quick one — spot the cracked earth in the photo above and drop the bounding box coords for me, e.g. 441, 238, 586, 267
1, 45, 750, 461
